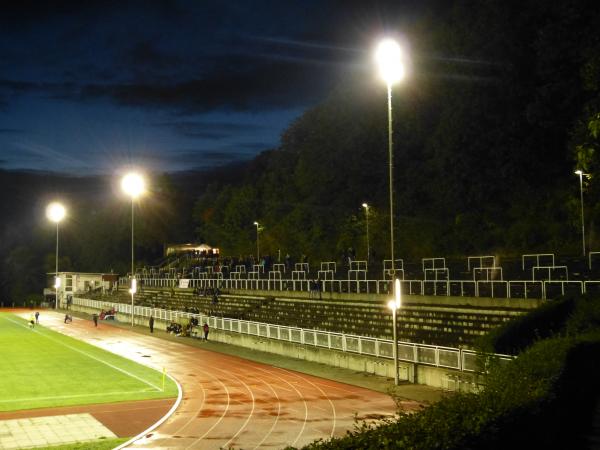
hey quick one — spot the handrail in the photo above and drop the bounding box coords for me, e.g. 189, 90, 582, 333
119, 276, 585, 300
73, 297, 512, 373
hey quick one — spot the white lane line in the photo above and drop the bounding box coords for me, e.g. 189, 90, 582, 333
182, 376, 231, 449
250, 373, 281, 450
167, 374, 207, 437
279, 367, 338, 439
221, 370, 256, 449
5, 316, 162, 392
0, 390, 154, 404
115, 371, 183, 450
222, 359, 309, 448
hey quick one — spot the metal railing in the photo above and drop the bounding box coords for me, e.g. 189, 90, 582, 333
118, 276, 593, 299
73, 297, 512, 373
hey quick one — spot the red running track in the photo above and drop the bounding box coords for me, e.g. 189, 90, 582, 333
20, 311, 400, 449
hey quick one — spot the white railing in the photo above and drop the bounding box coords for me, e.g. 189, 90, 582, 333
121, 276, 593, 300
73, 297, 512, 373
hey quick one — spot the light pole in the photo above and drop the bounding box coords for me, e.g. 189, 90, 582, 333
362, 203, 370, 263
46, 202, 66, 309
387, 278, 402, 385
121, 172, 145, 326
253, 221, 260, 261
575, 170, 587, 257
376, 38, 405, 286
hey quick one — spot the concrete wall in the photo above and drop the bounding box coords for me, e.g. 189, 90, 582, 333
225, 288, 543, 310
71, 302, 481, 392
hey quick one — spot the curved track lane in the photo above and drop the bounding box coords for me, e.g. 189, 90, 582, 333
24, 311, 398, 449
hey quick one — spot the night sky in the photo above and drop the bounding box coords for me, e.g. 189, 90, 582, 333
0, 1, 422, 175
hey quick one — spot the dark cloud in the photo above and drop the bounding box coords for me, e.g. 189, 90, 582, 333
177, 150, 251, 162
155, 121, 264, 139
125, 41, 184, 71
236, 142, 270, 152
79, 54, 337, 112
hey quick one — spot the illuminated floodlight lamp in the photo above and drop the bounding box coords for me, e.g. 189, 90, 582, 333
129, 278, 137, 295
375, 39, 404, 85
46, 202, 66, 223
54, 276, 61, 289
121, 173, 145, 198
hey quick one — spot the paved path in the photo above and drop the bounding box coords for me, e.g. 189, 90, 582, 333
23, 311, 400, 449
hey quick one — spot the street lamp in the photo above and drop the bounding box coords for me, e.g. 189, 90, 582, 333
121, 172, 145, 326
253, 221, 260, 261
376, 38, 405, 286
362, 203, 370, 263
387, 278, 402, 385
575, 170, 587, 257
46, 202, 66, 309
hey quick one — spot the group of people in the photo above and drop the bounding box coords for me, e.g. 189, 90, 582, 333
163, 317, 209, 340
99, 308, 116, 320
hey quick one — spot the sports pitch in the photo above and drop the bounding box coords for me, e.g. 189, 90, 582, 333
0, 313, 178, 412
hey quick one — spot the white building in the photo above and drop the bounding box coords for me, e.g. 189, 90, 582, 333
45, 272, 119, 308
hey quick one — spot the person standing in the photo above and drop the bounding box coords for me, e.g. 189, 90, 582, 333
29, 313, 35, 329
203, 322, 209, 341
35, 311, 40, 324
149, 315, 154, 333
92, 313, 98, 327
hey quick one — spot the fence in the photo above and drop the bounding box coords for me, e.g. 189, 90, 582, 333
120, 276, 590, 299
74, 297, 512, 373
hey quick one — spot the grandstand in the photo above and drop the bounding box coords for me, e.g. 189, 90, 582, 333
120, 251, 600, 300
82, 286, 526, 348
69, 250, 599, 349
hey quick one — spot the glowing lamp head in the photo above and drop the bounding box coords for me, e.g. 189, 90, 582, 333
129, 278, 137, 294
387, 299, 397, 311
54, 276, 61, 289
254, 221, 259, 226
362, 203, 368, 209
575, 170, 583, 176
375, 39, 404, 85
46, 202, 66, 223
121, 173, 145, 198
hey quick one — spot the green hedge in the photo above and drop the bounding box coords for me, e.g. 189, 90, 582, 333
298, 294, 600, 450
475, 295, 577, 354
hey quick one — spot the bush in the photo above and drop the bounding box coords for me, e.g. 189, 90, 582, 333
300, 294, 600, 450
476, 295, 577, 354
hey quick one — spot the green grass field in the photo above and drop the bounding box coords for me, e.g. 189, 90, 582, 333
0, 313, 178, 412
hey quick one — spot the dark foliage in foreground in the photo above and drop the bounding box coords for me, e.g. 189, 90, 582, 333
297, 295, 600, 449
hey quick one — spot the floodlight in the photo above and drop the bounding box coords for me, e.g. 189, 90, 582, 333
121, 173, 145, 198
54, 276, 61, 289
387, 299, 397, 311
46, 202, 66, 223
375, 39, 404, 85
575, 170, 583, 176
129, 278, 137, 294
362, 203, 368, 208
